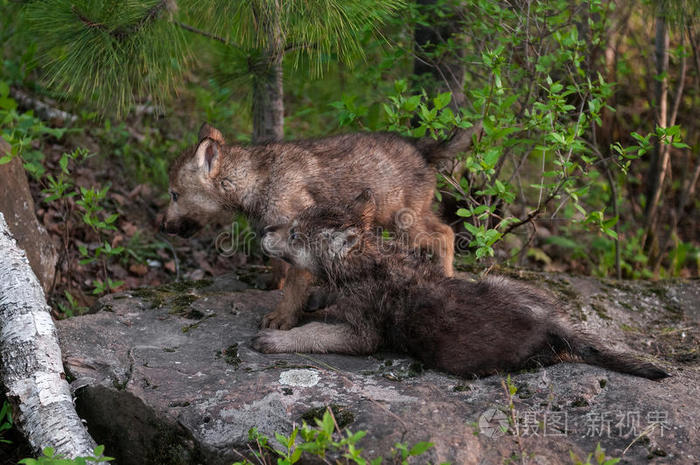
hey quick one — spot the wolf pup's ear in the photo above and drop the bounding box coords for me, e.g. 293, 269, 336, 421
349, 188, 376, 228
198, 123, 225, 145
195, 138, 221, 178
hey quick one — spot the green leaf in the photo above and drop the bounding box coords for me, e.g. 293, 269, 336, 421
602, 216, 619, 229
482, 148, 500, 168
411, 125, 427, 138
604, 228, 618, 239
394, 80, 407, 94
475, 246, 490, 259
456, 208, 472, 218
0, 97, 16, 111
320, 411, 334, 435
473, 205, 489, 215
464, 222, 479, 235
403, 95, 421, 112
382, 103, 395, 119
408, 442, 433, 456
59, 155, 69, 174
108, 279, 124, 290
433, 92, 452, 110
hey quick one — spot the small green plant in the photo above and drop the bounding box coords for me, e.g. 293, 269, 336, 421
569, 443, 620, 465
94, 119, 178, 189
0, 88, 125, 301
89, 278, 124, 296
333, 79, 473, 140
19, 445, 113, 465
41, 148, 125, 297
232, 409, 446, 465
0, 401, 13, 444
121, 230, 169, 266
501, 376, 526, 463
55, 291, 88, 318
0, 80, 66, 178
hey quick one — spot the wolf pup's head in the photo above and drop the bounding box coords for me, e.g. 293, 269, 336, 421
162, 123, 233, 237
262, 189, 376, 276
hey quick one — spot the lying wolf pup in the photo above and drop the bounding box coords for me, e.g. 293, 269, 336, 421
162, 124, 457, 330
254, 190, 669, 380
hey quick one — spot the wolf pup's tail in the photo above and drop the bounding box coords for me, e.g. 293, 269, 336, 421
413, 124, 482, 168
553, 327, 669, 380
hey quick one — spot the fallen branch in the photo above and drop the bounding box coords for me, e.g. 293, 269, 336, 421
10, 88, 77, 125
0, 212, 96, 457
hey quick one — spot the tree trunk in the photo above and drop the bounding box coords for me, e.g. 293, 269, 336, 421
0, 137, 58, 295
251, 58, 284, 144
251, 0, 284, 144
643, 16, 670, 252
0, 212, 97, 457
412, 0, 465, 110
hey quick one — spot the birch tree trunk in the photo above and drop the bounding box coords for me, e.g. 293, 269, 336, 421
0, 212, 97, 457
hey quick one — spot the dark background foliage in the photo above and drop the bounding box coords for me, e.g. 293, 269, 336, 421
0, 0, 697, 318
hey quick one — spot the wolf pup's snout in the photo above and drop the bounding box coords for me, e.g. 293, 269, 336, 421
161, 218, 201, 238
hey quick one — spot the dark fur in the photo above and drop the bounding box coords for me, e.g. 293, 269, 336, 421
163, 124, 455, 329
254, 190, 669, 380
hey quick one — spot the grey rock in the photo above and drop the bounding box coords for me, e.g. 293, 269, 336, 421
56, 272, 700, 465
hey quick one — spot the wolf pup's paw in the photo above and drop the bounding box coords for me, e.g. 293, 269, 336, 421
261, 309, 298, 330
252, 329, 293, 353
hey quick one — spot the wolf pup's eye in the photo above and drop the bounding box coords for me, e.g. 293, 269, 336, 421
289, 228, 298, 240
170, 191, 179, 202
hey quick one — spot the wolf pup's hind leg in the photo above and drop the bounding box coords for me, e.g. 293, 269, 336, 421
406, 212, 455, 277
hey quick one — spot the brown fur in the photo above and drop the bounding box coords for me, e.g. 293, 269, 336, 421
162, 124, 455, 329
253, 190, 669, 380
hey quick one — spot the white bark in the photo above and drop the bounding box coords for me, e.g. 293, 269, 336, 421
0, 212, 96, 457
10, 88, 77, 125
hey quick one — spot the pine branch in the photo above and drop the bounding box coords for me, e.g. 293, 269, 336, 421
71, 4, 107, 31
26, 0, 190, 116
71, 0, 170, 40
175, 21, 242, 49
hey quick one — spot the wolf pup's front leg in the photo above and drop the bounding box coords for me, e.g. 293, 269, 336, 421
261, 267, 313, 329
253, 322, 379, 354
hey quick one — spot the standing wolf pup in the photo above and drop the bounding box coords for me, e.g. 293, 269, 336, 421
254, 190, 669, 380
162, 123, 457, 329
